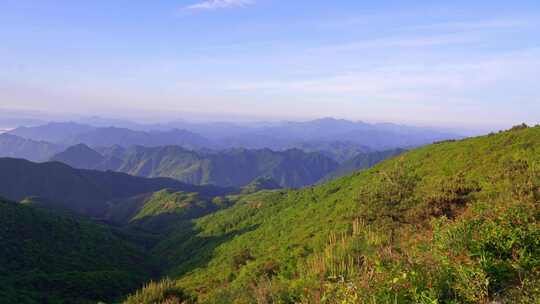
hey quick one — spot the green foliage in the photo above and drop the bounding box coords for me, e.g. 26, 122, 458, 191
360, 160, 420, 224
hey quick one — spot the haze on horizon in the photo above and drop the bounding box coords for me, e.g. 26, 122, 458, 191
1, 0, 539, 130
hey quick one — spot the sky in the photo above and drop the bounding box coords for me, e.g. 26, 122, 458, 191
0, 0, 539, 129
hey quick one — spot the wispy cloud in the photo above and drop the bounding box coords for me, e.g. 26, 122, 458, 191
311, 17, 536, 54
312, 34, 476, 53
185, 0, 254, 11
407, 18, 536, 32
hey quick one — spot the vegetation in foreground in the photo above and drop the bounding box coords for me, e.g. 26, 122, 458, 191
125, 125, 540, 303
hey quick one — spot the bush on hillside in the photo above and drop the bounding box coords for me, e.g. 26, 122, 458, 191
123, 279, 195, 304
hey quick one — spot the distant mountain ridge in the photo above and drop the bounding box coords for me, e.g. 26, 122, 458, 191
9, 122, 95, 143
209, 118, 460, 150
51, 145, 340, 188
10, 118, 461, 153
9, 122, 210, 149
71, 127, 210, 148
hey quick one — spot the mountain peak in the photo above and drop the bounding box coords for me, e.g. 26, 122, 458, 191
50, 144, 104, 170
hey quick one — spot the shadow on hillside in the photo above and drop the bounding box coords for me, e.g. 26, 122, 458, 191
124, 214, 261, 277
162, 223, 261, 277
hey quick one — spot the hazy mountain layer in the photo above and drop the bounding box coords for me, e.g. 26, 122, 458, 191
0, 133, 63, 162
9, 122, 210, 149
10, 118, 460, 152
9, 122, 95, 143
210, 118, 460, 150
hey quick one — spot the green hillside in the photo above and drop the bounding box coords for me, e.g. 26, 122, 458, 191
0, 198, 157, 304
320, 148, 406, 181
106, 189, 231, 234
125, 125, 540, 303
241, 177, 282, 194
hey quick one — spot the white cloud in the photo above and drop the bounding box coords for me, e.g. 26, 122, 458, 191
186, 0, 254, 10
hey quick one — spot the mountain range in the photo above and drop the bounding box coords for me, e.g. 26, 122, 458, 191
50, 143, 405, 188
8, 118, 459, 153
50, 144, 340, 188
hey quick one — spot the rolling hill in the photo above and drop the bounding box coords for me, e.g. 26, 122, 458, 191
125, 124, 540, 303
0, 158, 232, 217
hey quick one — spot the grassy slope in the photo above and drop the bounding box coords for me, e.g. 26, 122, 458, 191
129, 125, 540, 303
0, 199, 158, 304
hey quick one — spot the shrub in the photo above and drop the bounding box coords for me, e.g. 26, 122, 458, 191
424, 172, 480, 219
232, 249, 255, 270
510, 123, 529, 131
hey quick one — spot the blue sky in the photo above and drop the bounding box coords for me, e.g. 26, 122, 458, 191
0, 0, 539, 128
